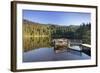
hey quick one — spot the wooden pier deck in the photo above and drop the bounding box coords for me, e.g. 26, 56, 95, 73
52, 38, 91, 55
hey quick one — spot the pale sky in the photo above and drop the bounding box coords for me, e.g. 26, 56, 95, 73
23, 10, 91, 26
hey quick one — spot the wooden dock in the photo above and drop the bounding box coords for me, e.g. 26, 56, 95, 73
52, 39, 91, 55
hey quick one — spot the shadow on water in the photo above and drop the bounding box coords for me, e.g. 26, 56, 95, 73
67, 49, 82, 56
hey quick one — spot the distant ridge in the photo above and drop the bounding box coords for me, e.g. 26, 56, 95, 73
23, 19, 80, 28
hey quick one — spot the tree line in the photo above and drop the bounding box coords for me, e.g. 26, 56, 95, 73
51, 23, 91, 44
23, 19, 91, 44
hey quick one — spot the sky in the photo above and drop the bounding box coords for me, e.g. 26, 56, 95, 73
23, 10, 91, 26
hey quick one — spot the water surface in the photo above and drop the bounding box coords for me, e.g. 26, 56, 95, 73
23, 37, 90, 62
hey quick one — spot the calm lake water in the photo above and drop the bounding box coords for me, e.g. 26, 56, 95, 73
23, 37, 91, 62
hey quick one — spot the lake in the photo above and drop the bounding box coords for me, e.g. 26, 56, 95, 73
23, 37, 91, 62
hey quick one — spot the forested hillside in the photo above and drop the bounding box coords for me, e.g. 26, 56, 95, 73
23, 19, 91, 44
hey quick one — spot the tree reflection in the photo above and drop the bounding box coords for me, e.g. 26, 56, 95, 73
23, 37, 52, 52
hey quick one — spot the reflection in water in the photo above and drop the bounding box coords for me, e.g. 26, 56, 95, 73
23, 36, 91, 62
23, 37, 52, 52
23, 47, 90, 62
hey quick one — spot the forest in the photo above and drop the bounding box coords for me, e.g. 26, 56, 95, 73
23, 19, 91, 44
